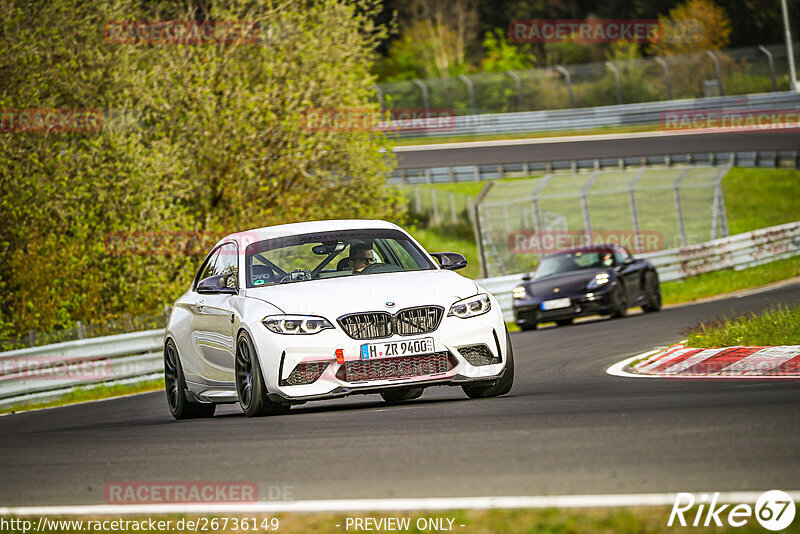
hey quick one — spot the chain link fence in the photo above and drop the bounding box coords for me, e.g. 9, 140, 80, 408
378, 44, 796, 115
400, 185, 478, 228
474, 165, 730, 277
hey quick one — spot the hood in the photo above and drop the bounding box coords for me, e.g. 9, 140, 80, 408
244, 269, 478, 319
526, 268, 612, 297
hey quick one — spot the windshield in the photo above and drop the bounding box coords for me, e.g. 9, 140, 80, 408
534, 250, 614, 279
244, 229, 435, 287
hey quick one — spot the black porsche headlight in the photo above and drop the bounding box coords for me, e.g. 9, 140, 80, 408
586, 272, 611, 290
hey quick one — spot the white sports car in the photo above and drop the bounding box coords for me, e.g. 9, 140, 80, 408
164, 219, 514, 418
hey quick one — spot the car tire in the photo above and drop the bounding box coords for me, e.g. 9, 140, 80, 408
164, 339, 216, 420
609, 283, 628, 318
518, 321, 537, 331
462, 329, 515, 399
642, 271, 662, 313
556, 318, 573, 326
236, 331, 290, 417
380, 387, 424, 404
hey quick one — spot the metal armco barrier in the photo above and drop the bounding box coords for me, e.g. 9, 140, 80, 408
0, 329, 164, 410
391, 149, 800, 184
478, 221, 800, 321
1, 221, 797, 408
640, 221, 800, 282
389, 91, 800, 140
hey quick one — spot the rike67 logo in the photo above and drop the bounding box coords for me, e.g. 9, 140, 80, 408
669, 491, 796, 530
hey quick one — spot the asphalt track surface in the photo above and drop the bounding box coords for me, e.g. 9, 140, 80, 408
394, 129, 800, 168
1, 282, 799, 506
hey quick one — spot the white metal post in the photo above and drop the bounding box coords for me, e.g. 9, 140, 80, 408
781, 0, 798, 92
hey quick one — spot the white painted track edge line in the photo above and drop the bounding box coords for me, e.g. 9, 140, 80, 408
606, 349, 666, 379
4, 492, 800, 515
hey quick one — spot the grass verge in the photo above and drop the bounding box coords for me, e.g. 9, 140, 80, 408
0, 378, 164, 415
661, 255, 800, 305
2, 507, 788, 533
722, 168, 800, 235
685, 303, 800, 348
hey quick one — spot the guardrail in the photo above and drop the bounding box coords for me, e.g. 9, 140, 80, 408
390, 91, 800, 140
1, 222, 797, 409
478, 221, 800, 321
391, 149, 800, 184
0, 329, 164, 410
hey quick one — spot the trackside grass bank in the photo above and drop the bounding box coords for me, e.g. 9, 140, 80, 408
685, 303, 800, 349
1, 508, 793, 533
661, 255, 800, 305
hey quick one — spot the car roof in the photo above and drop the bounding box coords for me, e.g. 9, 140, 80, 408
544, 244, 623, 258
217, 219, 404, 249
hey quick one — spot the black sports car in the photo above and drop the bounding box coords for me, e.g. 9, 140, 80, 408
512, 244, 661, 330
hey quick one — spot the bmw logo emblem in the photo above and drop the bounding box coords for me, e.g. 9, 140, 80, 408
385, 301, 396, 308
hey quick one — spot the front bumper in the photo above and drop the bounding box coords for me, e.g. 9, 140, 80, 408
513, 287, 615, 326
250, 305, 509, 401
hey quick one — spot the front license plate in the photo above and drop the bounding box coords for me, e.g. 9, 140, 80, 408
541, 297, 571, 311
360, 337, 434, 360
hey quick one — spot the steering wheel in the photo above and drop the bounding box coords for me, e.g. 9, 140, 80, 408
279, 270, 312, 283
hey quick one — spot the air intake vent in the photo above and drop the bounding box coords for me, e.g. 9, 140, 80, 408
458, 344, 500, 366
281, 361, 330, 386
335, 352, 455, 382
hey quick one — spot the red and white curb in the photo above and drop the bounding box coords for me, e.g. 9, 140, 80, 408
608, 343, 800, 379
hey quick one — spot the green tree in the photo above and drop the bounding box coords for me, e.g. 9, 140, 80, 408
480, 28, 536, 73
0, 0, 403, 339
647, 0, 732, 56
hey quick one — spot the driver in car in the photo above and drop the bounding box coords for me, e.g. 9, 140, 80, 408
348, 243, 376, 273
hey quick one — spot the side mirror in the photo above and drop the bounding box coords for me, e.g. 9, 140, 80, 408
623, 257, 635, 266
197, 274, 238, 294
522, 272, 532, 281
430, 252, 468, 271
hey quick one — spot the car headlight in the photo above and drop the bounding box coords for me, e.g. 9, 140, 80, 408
448, 293, 491, 318
512, 286, 527, 299
262, 315, 334, 335
586, 272, 611, 290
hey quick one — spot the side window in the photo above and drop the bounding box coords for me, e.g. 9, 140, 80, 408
383, 239, 418, 270
216, 243, 239, 288
196, 248, 221, 286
